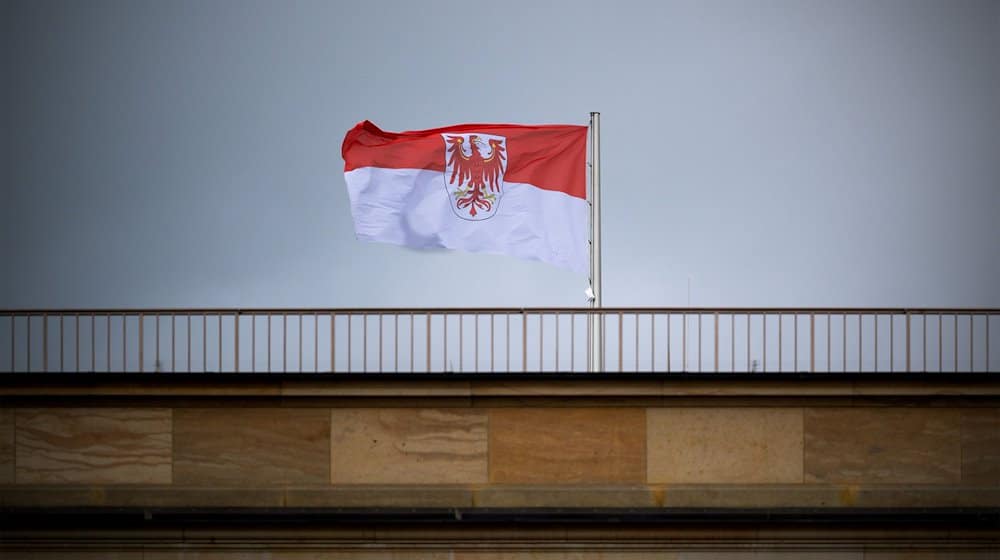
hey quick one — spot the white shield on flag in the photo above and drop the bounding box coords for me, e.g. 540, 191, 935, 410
441, 133, 507, 221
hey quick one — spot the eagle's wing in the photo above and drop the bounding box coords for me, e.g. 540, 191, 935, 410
445, 136, 472, 187
482, 141, 506, 192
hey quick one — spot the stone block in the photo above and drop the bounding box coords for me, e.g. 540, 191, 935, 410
489, 408, 645, 484
15, 408, 171, 484
647, 408, 803, 483
330, 408, 487, 484
804, 408, 961, 484
0, 408, 13, 483
961, 408, 1000, 485
173, 408, 329, 486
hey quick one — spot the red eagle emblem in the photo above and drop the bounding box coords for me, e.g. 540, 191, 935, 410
442, 133, 507, 220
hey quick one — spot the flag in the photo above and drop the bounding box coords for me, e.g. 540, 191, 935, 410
341, 120, 589, 274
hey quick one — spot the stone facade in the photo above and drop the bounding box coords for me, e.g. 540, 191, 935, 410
1, 378, 998, 557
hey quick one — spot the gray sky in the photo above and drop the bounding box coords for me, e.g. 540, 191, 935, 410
3, 0, 999, 311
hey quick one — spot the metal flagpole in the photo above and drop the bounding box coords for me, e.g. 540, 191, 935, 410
589, 112, 602, 372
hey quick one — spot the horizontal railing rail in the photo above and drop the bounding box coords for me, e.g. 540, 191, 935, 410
1, 308, 996, 373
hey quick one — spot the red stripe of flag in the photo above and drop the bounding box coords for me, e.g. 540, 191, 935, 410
342, 120, 588, 200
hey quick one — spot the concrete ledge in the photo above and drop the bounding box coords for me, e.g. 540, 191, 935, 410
0, 486, 287, 508
3, 485, 999, 509
3, 376, 1000, 402
663, 485, 843, 508
285, 487, 473, 508
474, 486, 660, 508
2, 506, 998, 526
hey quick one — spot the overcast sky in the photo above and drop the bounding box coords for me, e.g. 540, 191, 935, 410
3, 0, 998, 312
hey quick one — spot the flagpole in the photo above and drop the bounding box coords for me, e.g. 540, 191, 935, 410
589, 112, 602, 372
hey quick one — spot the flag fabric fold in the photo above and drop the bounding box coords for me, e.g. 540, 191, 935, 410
341, 120, 589, 274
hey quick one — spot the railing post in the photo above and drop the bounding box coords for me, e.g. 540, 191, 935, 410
200, 314, 205, 373
890, 313, 894, 372
106, 314, 111, 373
569, 313, 573, 372
234, 312, 240, 373
43, 313, 48, 371
330, 311, 342, 373
905, 312, 911, 373
762, 313, 767, 373
809, 313, 815, 373
778, 313, 783, 373
667, 313, 672, 372
713, 312, 719, 372
506, 313, 510, 371
938, 313, 943, 373
652, 313, 657, 373
27, 315, 32, 372
682, 312, 687, 372
602, 311, 607, 372
858, 314, 862, 372
540, 313, 544, 372
618, 311, 623, 373
24, 315, 31, 372
794, 314, 799, 371
555, 312, 560, 372
634, 313, 639, 373
522, 310, 527, 373
697, 313, 702, 373
459, 314, 464, 372
746, 314, 750, 372
74, 313, 79, 373
139, 314, 143, 373
59, 315, 64, 373
874, 314, 878, 372
842, 313, 847, 373
826, 312, 833, 373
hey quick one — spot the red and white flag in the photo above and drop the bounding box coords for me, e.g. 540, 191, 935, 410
341, 120, 589, 273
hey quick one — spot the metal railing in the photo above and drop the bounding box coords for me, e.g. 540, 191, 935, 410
0, 308, 996, 373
